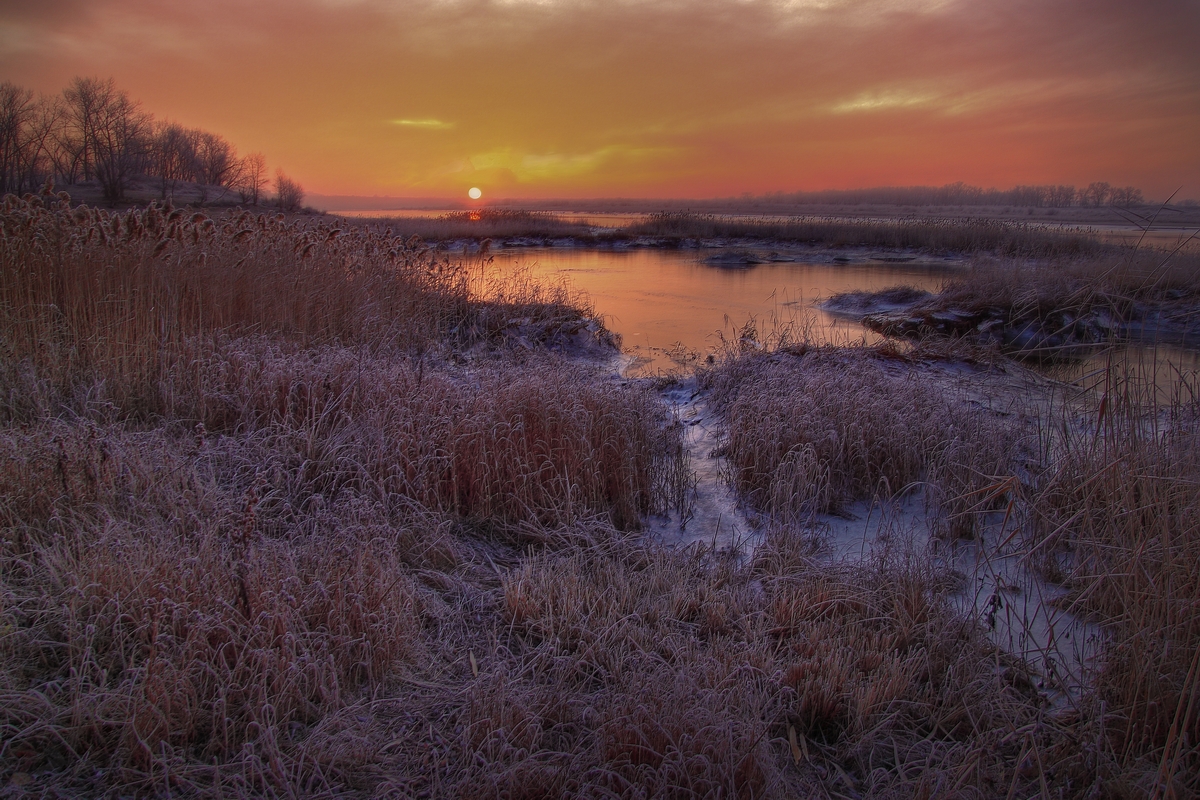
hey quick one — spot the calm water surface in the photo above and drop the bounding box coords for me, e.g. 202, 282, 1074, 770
492, 247, 962, 374
488, 246, 1200, 395
1054, 343, 1200, 406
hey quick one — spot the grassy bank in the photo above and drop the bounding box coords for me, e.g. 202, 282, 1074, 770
624, 212, 1106, 258
350, 208, 1113, 259
930, 248, 1200, 316
701, 340, 1019, 539
0, 195, 683, 792
2, 194, 1198, 796
830, 246, 1200, 361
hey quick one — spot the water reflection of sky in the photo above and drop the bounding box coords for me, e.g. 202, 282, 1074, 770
1048, 343, 1200, 407
490, 247, 961, 374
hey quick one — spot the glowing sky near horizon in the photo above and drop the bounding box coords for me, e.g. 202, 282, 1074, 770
1, 0, 1197, 200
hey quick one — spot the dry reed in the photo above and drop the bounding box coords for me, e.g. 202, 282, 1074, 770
927, 249, 1200, 322
840, 248, 1200, 361
1018, 364, 1200, 794
353, 209, 594, 242
0, 195, 693, 793
0, 193, 594, 422
702, 340, 1020, 538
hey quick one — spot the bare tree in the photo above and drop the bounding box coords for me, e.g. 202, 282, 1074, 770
1081, 181, 1112, 208
47, 93, 86, 186
274, 169, 304, 212
0, 82, 55, 194
91, 91, 150, 203
1110, 186, 1144, 206
149, 121, 195, 201
239, 152, 267, 205
1047, 185, 1076, 207
194, 131, 240, 202
1011, 185, 1047, 207
61, 77, 106, 182
62, 77, 151, 203
2, 76, 302, 208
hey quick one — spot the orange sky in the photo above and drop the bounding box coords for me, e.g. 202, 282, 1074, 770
2, 0, 1198, 201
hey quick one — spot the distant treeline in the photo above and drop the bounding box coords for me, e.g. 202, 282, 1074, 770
0, 78, 301, 208
758, 181, 1146, 208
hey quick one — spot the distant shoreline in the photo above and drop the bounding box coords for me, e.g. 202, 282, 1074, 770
312, 196, 1200, 229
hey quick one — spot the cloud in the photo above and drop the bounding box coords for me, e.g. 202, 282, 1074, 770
1, 0, 1196, 198
465, 144, 678, 183
391, 119, 456, 130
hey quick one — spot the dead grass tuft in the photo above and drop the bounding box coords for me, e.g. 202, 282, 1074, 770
702, 342, 1019, 537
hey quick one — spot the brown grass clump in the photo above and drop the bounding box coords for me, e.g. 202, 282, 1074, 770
697, 337, 1200, 794
0, 351, 680, 536
0, 418, 428, 793
1, 412, 1067, 796
930, 249, 1200, 321
441, 537, 1065, 797
1021, 369, 1200, 794
0, 196, 694, 794
843, 248, 1200, 360
702, 342, 1020, 538
6, 194, 1195, 796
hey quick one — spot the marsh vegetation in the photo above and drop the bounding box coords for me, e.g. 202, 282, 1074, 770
1, 188, 1198, 797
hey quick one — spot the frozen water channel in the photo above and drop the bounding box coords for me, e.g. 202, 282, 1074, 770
636, 363, 1101, 702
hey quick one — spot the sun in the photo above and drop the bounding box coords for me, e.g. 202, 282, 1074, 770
468, 187, 482, 200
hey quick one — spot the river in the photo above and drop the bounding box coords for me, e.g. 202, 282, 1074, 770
488, 246, 963, 374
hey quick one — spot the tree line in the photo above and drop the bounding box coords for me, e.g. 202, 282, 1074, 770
0, 77, 303, 209
761, 181, 1146, 208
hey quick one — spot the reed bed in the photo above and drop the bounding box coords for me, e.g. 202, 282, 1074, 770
834, 245, 1200, 362
0, 195, 691, 793
701, 341, 1021, 538
0, 361, 1064, 795
347, 209, 1112, 258
703, 332, 1200, 795
0, 193, 591, 422
1018, 365, 1200, 794
626, 211, 1104, 258
929, 249, 1200, 319
453, 539, 1066, 797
